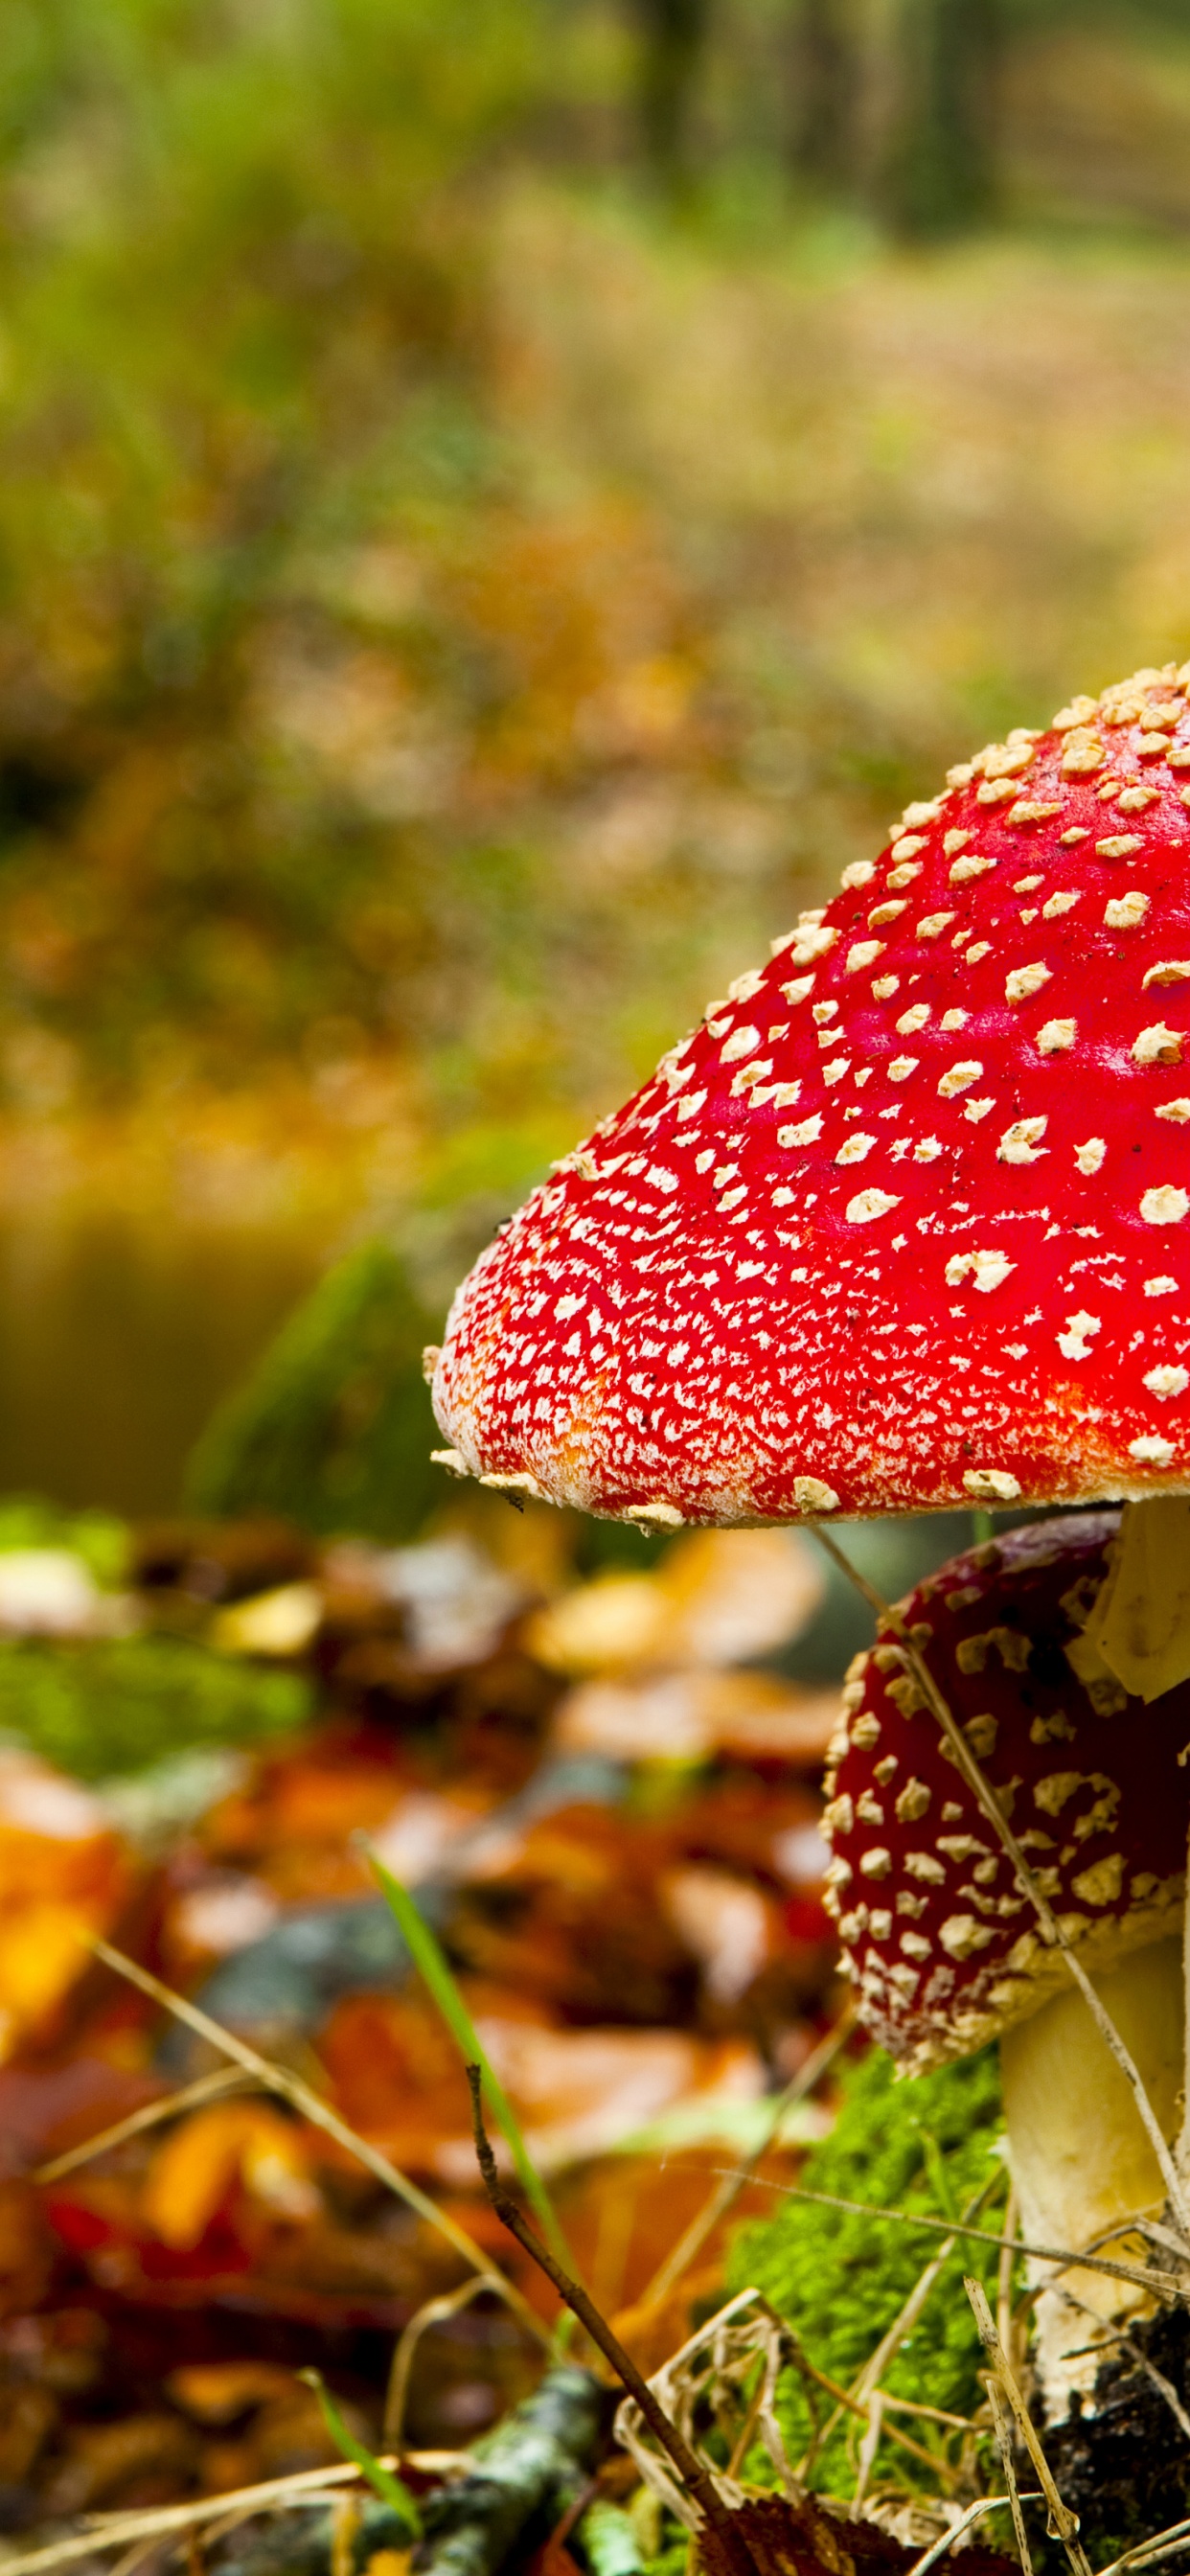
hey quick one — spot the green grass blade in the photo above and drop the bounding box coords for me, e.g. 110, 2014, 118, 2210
366, 1844, 581, 2281
298, 2372, 422, 2531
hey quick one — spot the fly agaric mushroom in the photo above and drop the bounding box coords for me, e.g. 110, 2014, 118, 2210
432, 662, 1190, 1610
822, 1509, 1188, 2417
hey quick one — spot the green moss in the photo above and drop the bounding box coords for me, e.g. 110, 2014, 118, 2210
639, 2544, 688, 2576
726, 2043, 1007, 2497
0, 1632, 309, 1780
184, 1241, 439, 1543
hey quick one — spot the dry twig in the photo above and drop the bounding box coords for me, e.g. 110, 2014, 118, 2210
1102, 2517, 1190, 2576
466, 2064, 761, 2576
383, 2275, 491, 2451
965, 2277, 1090, 2576
906, 2494, 1041, 2576
986, 2378, 1033, 2576
739, 2171, 1182, 2300
997, 2188, 1020, 2378
796, 2172, 999, 2485
33, 2067, 252, 2185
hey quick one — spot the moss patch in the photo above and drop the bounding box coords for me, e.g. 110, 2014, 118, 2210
726, 2043, 1007, 2497
0, 1632, 309, 1780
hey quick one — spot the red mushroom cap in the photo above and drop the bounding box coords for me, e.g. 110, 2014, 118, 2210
434, 663, 1190, 1524
823, 1510, 1188, 2073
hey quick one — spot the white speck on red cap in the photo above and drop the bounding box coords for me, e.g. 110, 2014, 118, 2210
434, 668, 1190, 1523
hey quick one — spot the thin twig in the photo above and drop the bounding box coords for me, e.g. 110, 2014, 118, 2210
1102, 2518, 1190, 2576
91, 1937, 553, 2352
906, 2494, 1042, 2576
852, 2389, 885, 2517
880, 2399, 979, 2429
106, 2543, 160, 2576
637, 2008, 856, 2316
778, 2325, 960, 2476
997, 2188, 1020, 2378
809, 1522, 1190, 2250
383, 2275, 490, 2450
986, 2378, 1034, 2576
856, 2173, 1001, 2404
465, 2064, 761, 2576
330, 2496, 359, 2576
733, 2171, 1183, 2299
965, 2278, 1090, 2576
33, 2067, 252, 2185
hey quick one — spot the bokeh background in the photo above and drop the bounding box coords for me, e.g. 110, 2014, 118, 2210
4, 0, 1190, 1509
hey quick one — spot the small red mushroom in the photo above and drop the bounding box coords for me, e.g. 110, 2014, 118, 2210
823, 1508, 1187, 2416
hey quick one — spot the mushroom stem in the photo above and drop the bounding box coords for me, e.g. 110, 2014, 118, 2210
999, 1934, 1183, 2421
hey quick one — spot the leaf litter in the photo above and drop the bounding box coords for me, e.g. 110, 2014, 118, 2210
0, 1506, 1184, 2576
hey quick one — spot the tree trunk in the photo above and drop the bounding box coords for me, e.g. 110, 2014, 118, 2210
629, 0, 712, 187
881, 0, 1001, 236
790, 0, 856, 195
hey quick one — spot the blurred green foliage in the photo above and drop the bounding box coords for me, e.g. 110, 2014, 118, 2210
185, 1238, 438, 1540
1, 0, 1188, 1157
727, 2043, 1007, 2496
0, 0, 550, 1092
0, 1631, 309, 1780
0, 1494, 130, 1585
0, 0, 1187, 1389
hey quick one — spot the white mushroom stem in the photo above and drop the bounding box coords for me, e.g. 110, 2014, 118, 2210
1078, 1493, 1190, 2198
999, 1934, 1183, 2420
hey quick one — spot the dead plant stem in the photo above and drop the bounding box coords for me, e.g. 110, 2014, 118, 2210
33, 2066, 251, 2184
383, 2276, 490, 2451
735, 2172, 1181, 2299
796, 2173, 999, 2483
465, 2065, 761, 2576
998, 2188, 1020, 2376
964, 2278, 1090, 2576
985, 2379, 1034, 2576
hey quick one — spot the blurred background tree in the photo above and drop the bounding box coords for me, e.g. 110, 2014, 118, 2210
0, 0, 1189, 1507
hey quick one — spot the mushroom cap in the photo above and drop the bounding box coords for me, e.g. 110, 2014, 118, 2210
434, 663, 1190, 1525
823, 1510, 1188, 2074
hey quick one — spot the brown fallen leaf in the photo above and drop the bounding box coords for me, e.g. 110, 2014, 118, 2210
699, 2496, 1016, 2576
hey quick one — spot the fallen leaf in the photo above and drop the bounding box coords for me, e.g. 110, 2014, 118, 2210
141, 2103, 320, 2249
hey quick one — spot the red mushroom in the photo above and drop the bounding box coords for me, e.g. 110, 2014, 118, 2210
823, 1510, 1187, 2416
432, 663, 1190, 1573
